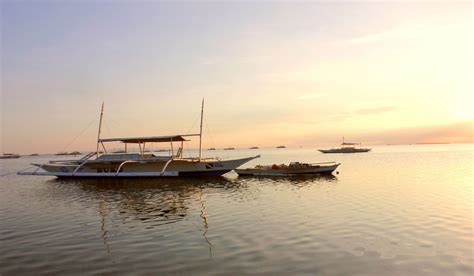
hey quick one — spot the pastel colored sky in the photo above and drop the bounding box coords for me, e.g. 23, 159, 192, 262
1, 1, 473, 153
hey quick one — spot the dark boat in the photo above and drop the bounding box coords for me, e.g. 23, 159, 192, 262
236, 161, 340, 176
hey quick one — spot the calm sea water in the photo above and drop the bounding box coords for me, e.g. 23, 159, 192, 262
1, 144, 472, 275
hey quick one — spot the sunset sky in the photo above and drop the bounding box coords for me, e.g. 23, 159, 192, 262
1, 1, 472, 153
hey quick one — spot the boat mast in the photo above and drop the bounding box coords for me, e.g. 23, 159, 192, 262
96, 102, 104, 157
199, 98, 204, 161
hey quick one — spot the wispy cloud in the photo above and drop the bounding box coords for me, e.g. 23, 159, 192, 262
361, 120, 474, 144
347, 21, 471, 46
296, 93, 322, 100
294, 106, 398, 126
355, 106, 397, 115
295, 120, 474, 146
348, 23, 430, 45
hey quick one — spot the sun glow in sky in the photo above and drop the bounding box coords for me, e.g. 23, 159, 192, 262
1, 1, 473, 153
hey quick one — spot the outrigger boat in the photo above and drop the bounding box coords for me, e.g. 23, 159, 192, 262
235, 161, 340, 176
19, 100, 259, 178
319, 137, 371, 154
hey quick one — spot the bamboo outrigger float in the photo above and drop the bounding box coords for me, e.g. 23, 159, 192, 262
19, 100, 259, 178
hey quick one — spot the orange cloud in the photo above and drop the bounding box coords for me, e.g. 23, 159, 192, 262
361, 120, 474, 144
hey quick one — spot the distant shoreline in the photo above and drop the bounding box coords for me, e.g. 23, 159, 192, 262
414, 142, 452, 145
3, 142, 473, 156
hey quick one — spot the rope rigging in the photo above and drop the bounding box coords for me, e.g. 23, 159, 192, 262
182, 109, 201, 158
57, 117, 98, 154
205, 119, 216, 156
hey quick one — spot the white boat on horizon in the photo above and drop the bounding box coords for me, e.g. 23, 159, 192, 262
19, 100, 259, 178
0, 153, 20, 159
319, 138, 371, 154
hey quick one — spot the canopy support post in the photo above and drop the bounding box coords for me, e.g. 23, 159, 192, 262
101, 142, 107, 153
170, 139, 174, 156
199, 98, 204, 161
96, 102, 104, 158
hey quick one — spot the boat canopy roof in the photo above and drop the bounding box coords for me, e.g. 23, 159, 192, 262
99, 134, 199, 144
341, 142, 360, 145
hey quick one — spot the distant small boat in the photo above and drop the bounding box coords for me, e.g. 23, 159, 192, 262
224, 147, 235, 150
235, 161, 340, 176
319, 137, 370, 154
0, 153, 20, 159
29, 153, 39, 156
207, 148, 216, 150
276, 145, 286, 149
249, 146, 259, 149
56, 151, 81, 156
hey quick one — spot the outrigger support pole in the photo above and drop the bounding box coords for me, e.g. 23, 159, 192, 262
96, 102, 104, 158
199, 98, 204, 161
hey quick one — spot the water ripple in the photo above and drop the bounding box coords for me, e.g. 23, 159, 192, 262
0, 145, 472, 274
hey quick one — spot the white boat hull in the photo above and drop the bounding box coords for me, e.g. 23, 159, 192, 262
20, 155, 259, 178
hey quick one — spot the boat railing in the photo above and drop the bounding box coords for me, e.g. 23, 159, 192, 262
72, 153, 98, 176
95, 154, 171, 162
180, 157, 216, 162
80, 152, 96, 161
112, 157, 175, 176
49, 152, 95, 164
309, 161, 338, 165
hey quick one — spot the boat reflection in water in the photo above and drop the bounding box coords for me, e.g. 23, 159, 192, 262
46, 175, 337, 256
48, 177, 246, 255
